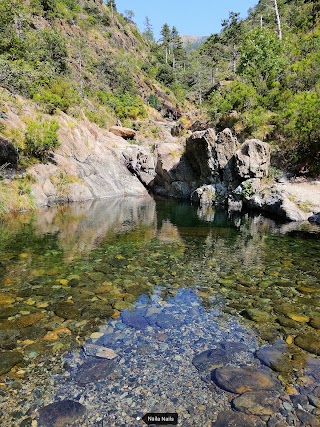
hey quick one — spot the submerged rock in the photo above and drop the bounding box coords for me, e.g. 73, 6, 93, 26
213, 366, 278, 394
0, 351, 23, 375
214, 410, 265, 427
256, 346, 292, 373
75, 358, 116, 385
295, 335, 320, 355
192, 348, 228, 372
38, 400, 86, 427
232, 391, 281, 415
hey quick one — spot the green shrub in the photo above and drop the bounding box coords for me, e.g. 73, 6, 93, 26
97, 91, 146, 120
33, 78, 79, 114
24, 118, 60, 160
148, 94, 161, 111
156, 64, 175, 86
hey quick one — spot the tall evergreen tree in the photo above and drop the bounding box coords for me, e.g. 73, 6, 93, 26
143, 16, 154, 43
160, 23, 171, 63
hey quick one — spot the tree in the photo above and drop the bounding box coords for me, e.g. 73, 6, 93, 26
143, 16, 154, 43
170, 26, 186, 67
124, 10, 134, 21
160, 23, 171, 64
221, 12, 243, 74
200, 33, 225, 85
273, 0, 282, 40
237, 28, 286, 90
107, 0, 116, 19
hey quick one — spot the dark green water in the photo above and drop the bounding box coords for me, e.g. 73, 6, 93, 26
0, 196, 320, 426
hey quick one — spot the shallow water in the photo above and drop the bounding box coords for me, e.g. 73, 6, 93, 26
0, 196, 320, 426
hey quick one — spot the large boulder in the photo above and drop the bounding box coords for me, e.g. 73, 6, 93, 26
122, 146, 156, 187
246, 187, 311, 221
185, 128, 218, 182
185, 128, 237, 185
109, 126, 136, 140
215, 128, 237, 183
309, 212, 320, 224
152, 142, 195, 198
0, 136, 18, 168
234, 139, 270, 179
191, 183, 228, 206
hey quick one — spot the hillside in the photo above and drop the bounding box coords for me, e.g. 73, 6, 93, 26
0, 0, 319, 216
194, 0, 320, 174
0, 0, 190, 213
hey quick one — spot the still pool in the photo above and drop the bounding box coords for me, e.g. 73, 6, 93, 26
0, 196, 319, 426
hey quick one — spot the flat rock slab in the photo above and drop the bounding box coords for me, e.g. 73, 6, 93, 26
0, 351, 23, 375
232, 391, 281, 415
38, 400, 86, 427
121, 310, 148, 330
213, 366, 278, 394
256, 346, 292, 373
0, 329, 18, 350
295, 335, 320, 356
74, 358, 115, 385
193, 348, 228, 373
295, 409, 320, 427
213, 410, 265, 427
193, 343, 249, 373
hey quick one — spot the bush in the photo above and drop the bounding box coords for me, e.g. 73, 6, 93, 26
156, 64, 175, 86
33, 78, 79, 114
24, 118, 60, 160
148, 94, 161, 111
97, 91, 146, 120
275, 91, 320, 173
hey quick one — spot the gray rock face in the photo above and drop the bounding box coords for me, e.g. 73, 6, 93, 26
191, 183, 228, 206
185, 128, 218, 182
152, 142, 195, 198
29, 117, 148, 206
122, 145, 156, 187
0, 136, 18, 168
309, 212, 320, 224
246, 188, 310, 221
235, 139, 270, 179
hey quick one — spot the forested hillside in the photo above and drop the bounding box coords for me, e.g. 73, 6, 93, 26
0, 0, 319, 178
0, 0, 186, 165
194, 0, 320, 174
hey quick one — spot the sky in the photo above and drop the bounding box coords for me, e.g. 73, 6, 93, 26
114, 0, 258, 40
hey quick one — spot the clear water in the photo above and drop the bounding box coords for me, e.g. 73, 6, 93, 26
0, 196, 319, 426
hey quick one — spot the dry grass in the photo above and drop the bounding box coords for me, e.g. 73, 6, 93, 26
0, 180, 36, 217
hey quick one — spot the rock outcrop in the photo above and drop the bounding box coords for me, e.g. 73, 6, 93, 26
109, 126, 136, 140
147, 128, 269, 207
234, 139, 270, 179
29, 115, 148, 206
0, 136, 18, 168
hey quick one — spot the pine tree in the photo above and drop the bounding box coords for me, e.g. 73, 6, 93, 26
160, 23, 171, 63
170, 26, 186, 68
143, 16, 154, 43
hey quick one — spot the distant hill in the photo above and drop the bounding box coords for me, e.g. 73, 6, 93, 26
181, 35, 207, 51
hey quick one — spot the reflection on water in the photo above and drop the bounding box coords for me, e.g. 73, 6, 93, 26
0, 197, 320, 426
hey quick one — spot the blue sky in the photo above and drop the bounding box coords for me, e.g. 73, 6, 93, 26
114, 0, 258, 40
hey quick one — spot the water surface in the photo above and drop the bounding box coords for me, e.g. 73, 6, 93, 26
0, 197, 320, 426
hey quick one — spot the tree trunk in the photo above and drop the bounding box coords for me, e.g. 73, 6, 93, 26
273, 0, 282, 40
